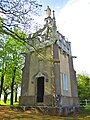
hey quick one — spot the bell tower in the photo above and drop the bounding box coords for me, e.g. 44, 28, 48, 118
45, 6, 51, 18
44, 6, 52, 26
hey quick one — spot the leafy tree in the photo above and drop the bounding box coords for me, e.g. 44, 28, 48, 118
77, 74, 90, 100
0, 0, 42, 43
0, 33, 26, 104
0, 35, 7, 99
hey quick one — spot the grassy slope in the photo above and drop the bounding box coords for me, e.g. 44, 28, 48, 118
0, 106, 90, 120
0, 101, 90, 120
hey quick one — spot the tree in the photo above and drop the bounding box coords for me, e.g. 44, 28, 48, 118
77, 73, 90, 100
0, 35, 7, 99
0, 0, 42, 43
14, 69, 22, 102
0, 33, 26, 104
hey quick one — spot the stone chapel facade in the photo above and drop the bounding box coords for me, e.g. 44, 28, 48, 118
19, 6, 79, 111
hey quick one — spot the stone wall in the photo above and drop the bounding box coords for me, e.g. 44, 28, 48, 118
59, 50, 71, 96
69, 56, 78, 97
19, 96, 35, 106
21, 53, 31, 96
20, 44, 79, 108
61, 96, 79, 106
19, 95, 54, 106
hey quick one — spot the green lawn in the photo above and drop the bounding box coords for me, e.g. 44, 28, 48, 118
0, 100, 19, 106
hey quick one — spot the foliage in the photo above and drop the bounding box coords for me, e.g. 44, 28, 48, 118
77, 74, 90, 100
0, 0, 42, 44
0, 33, 27, 103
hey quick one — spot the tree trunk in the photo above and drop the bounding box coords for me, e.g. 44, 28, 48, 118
4, 94, 8, 104
0, 73, 4, 99
15, 87, 18, 102
10, 67, 16, 106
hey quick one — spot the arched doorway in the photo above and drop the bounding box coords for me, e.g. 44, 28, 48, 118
37, 77, 44, 102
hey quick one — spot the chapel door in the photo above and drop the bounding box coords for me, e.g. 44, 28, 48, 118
37, 77, 44, 102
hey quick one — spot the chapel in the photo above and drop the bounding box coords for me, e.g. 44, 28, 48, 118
19, 6, 79, 112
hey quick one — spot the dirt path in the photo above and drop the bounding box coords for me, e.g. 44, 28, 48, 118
0, 106, 90, 120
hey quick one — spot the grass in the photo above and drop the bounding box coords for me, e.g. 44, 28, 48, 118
0, 100, 19, 106
80, 104, 90, 110
0, 101, 90, 120
84, 105, 90, 110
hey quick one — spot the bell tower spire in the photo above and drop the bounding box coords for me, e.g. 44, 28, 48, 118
44, 6, 52, 26
45, 6, 51, 18
53, 10, 56, 27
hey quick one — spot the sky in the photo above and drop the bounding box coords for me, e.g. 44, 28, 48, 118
41, 0, 69, 9
38, 0, 90, 75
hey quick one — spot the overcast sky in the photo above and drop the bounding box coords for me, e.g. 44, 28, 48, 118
38, 0, 90, 75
